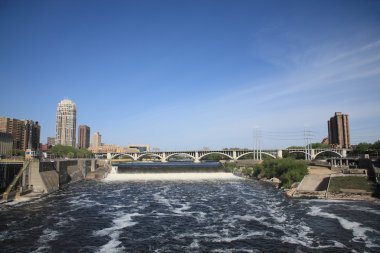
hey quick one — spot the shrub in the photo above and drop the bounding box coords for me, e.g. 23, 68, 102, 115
261, 158, 308, 188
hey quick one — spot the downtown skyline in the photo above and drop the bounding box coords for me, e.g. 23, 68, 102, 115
1, 0, 380, 150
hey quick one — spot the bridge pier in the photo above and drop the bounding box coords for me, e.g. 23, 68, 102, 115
310, 149, 316, 160
194, 152, 200, 163
342, 149, 347, 158
277, 150, 282, 159
161, 153, 168, 163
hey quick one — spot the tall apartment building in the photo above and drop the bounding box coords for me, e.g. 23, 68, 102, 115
78, 125, 90, 149
56, 99, 77, 147
0, 132, 13, 156
328, 112, 350, 148
0, 117, 40, 150
92, 132, 101, 147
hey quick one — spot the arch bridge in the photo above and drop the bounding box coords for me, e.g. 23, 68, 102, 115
108, 148, 348, 163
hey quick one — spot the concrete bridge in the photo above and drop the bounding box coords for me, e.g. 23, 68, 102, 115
108, 148, 348, 163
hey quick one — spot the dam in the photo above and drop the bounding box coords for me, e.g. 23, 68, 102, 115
108, 161, 238, 181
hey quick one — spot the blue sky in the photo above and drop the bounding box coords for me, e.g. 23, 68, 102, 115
1, 0, 380, 150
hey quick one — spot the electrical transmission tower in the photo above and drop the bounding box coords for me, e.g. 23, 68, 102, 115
253, 127, 262, 160
304, 128, 312, 160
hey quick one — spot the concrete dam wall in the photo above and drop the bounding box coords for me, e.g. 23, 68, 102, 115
27, 159, 98, 194
115, 162, 225, 174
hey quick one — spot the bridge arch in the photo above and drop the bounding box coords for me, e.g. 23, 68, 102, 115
166, 153, 196, 161
112, 153, 135, 160
198, 152, 233, 161
314, 151, 342, 159
288, 150, 308, 155
236, 152, 276, 160
287, 150, 311, 160
137, 153, 163, 161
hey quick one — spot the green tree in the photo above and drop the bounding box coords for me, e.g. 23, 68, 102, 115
12, 149, 25, 156
49, 145, 93, 158
260, 158, 308, 188
311, 143, 330, 149
76, 148, 93, 158
287, 146, 304, 149
354, 142, 371, 154
372, 141, 380, 151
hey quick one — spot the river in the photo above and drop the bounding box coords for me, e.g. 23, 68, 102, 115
0, 163, 380, 252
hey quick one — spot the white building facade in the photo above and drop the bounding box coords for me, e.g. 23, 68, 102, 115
55, 99, 77, 147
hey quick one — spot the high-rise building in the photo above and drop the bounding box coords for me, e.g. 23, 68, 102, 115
78, 125, 90, 149
27, 121, 41, 150
55, 99, 77, 147
0, 132, 13, 156
328, 112, 350, 148
0, 117, 40, 150
92, 132, 101, 147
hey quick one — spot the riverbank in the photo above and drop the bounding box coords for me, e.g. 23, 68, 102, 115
285, 166, 380, 203
228, 161, 380, 203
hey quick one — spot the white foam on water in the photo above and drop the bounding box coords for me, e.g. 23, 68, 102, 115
331, 240, 348, 248
95, 212, 140, 237
345, 205, 380, 216
97, 231, 125, 253
232, 210, 322, 249
68, 197, 106, 208
233, 214, 267, 222
281, 236, 348, 250
211, 249, 259, 253
0, 231, 9, 241
111, 204, 126, 209
153, 189, 207, 220
191, 211, 207, 222
189, 239, 200, 248
153, 191, 171, 208
94, 212, 141, 253
211, 231, 268, 243
104, 172, 241, 181
175, 232, 220, 240
307, 206, 380, 248
31, 228, 60, 253
173, 202, 191, 214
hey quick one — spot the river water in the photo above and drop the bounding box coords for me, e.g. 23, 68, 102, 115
1, 164, 380, 252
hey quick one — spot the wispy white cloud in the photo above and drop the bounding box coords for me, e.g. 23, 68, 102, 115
113, 37, 380, 149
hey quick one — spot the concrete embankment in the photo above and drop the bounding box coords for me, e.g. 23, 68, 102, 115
290, 164, 380, 202
1, 159, 110, 204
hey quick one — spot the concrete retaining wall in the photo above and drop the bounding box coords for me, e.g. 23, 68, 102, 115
29, 160, 59, 194
28, 159, 95, 194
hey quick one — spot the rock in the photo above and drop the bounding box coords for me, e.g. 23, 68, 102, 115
270, 177, 281, 184
291, 182, 300, 188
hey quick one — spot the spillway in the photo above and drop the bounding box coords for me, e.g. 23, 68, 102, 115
107, 161, 238, 181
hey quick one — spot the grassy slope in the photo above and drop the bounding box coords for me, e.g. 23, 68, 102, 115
328, 176, 376, 193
